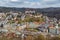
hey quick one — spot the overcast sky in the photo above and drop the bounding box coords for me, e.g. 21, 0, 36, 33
0, 0, 60, 8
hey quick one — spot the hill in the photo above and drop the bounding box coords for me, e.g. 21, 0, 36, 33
0, 7, 60, 19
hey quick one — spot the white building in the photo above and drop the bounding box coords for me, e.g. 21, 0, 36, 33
25, 10, 35, 14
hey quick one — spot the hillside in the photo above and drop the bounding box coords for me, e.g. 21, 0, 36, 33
0, 7, 60, 19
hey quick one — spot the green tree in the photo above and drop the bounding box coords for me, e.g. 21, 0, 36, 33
35, 34, 46, 40
51, 37, 60, 40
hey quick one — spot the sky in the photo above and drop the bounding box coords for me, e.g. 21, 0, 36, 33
0, 0, 60, 8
